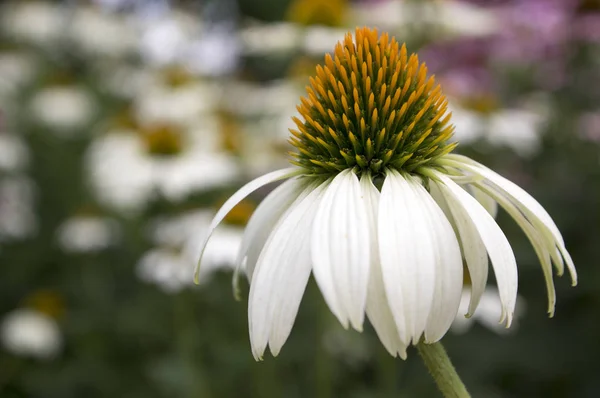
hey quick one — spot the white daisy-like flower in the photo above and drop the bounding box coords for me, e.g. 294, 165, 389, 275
302, 26, 348, 56
137, 10, 200, 67
450, 101, 546, 157
429, 0, 500, 38
1, 309, 62, 360
195, 28, 577, 360
239, 22, 301, 56
134, 72, 220, 125
137, 210, 243, 293
1, 1, 65, 46
29, 85, 97, 134
451, 287, 526, 335
56, 215, 120, 253
86, 124, 239, 213
0, 52, 38, 99
68, 6, 137, 58
0, 176, 37, 241
185, 25, 239, 77
0, 133, 29, 172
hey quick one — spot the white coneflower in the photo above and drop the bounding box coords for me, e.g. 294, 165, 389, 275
134, 70, 219, 126
1, 309, 62, 360
0, 176, 37, 241
0, 133, 29, 172
195, 28, 577, 361
29, 85, 97, 134
1, 2, 65, 47
68, 6, 137, 59
56, 215, 120, 253
451, 287, 526, 335
239, 22, 301, 56
86, 123, 239, 213
137, 210, 243, 293
449, 101, 546, 157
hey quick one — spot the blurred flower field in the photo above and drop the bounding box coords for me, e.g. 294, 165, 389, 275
0, 0, 599, 397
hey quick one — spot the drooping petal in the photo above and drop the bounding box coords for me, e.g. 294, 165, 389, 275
412, 175, 462, 343
469, 184, 498, 219
311, 169, 371, 331
433, 171, 518, 327
430, 183, 489, 317
445, 154, 576, 285
378, 169, 436, 345
248, 179, 327, 360
234, 177, 307, 286
476, 182, 556, 316
194, 167, 300, 283
361, 173, 407, 358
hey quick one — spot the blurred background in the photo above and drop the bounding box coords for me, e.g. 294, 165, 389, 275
0, 0, 599, 397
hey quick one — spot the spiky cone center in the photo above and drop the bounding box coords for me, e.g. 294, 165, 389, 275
290, 27, 457, 176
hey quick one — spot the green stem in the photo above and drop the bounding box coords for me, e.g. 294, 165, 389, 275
416, 341, 470, 398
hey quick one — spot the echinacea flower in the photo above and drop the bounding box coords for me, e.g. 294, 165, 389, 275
195, 27, 577, 360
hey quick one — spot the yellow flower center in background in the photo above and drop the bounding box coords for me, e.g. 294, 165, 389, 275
220, 199, 256, 226
462, 94, 500, 115
286, 0, 347, 27
290, 27, 456, 175
24, 290, 65, 319
162, 65, 196, 88
141, 124, 184, 156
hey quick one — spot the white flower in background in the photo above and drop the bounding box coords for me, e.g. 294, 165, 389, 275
68, 7, 137, 58
579, 111, 600, 144
430, 0, 500, 38
239, 119, 292, 177
86, 125, 239, 213
90, 0, 136, 12
449, 102, 546, 157
0, 177, 37, 241
225, 80, 301, 118
185, 26, 239, 77
95, 63, 153, 99
0, 52, 38, 99
196, 28, 577, 360
0, 134, 29, 172
350, 0, 498, 40
348, 0, 416, 35
56, 216, 120, 253
224, 80, 300, 175
1, 1, 65, 46
452, 288, 526, 335
302, 26, 347, 56
138, 11, 200, 67
240, 22, 301, 55
29, 85, 97, 134
1, 309, 62, 359
135, 74, 220, 125
137, 210, 243, 293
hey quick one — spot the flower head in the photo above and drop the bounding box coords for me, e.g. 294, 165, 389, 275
290, 27, 455, 175
195, 27, 577, 360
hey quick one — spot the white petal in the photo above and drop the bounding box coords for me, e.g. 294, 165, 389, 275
248, 179, 327, 360
476, 182, 556, 316
446, 154, 576, 285
433, 171, 518, 327
311, 170, 371, 331
469, 184, 498, 219
361, 173, 407, 358
194, 167, 299, 283
414, 176, 463, 343
378, 170, 436, 345
430, 183, 489, 317
233, 177, 306, 292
